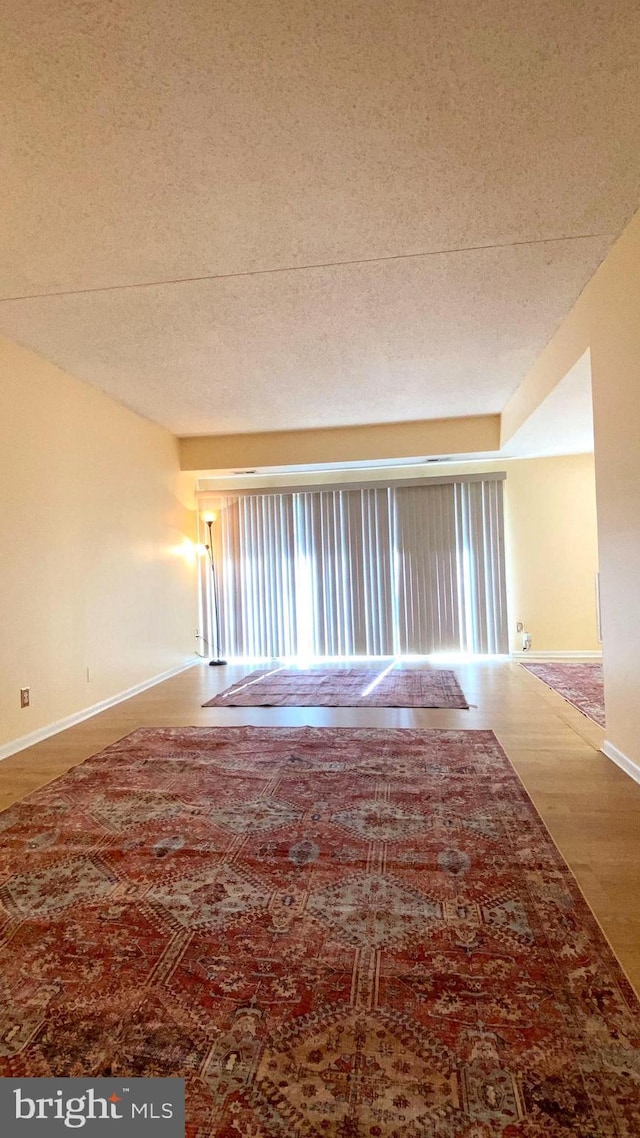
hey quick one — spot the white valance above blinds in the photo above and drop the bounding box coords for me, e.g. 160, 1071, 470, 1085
205, 475, 508, 658
197, 470, 505, 512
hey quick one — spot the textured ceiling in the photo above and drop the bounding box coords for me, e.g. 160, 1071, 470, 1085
1, 0, 639, 436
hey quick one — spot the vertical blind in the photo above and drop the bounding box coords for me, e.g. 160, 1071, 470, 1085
217, 495, 299, 659
295, 488, 396, 656
394, 483, 461, 654
208, 477, 508, 657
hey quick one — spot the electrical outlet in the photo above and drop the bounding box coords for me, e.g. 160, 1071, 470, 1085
516, 621, 524, 633
20, 687, 30, 708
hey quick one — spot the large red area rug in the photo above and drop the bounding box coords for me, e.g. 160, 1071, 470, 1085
1, 726, 638, 1137
521, 661, 605, 728
204, 665, 469, 708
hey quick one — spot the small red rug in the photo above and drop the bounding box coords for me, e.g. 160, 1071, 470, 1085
1, 726, 639, 1135
521, 661, 605, 727
204, 664, 469, 708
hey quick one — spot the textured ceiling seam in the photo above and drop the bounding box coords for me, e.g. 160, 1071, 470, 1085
0, 230, 615, 305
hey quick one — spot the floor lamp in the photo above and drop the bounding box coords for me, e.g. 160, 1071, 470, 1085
202, 512, 226, 666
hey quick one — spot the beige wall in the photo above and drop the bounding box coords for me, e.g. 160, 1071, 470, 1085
502, 208, 640, 770
199, 452, 601, 656
0, 335, 198, 752
503, 455, 599, 654
180, 414, 500, 471
588, 217, 640, 767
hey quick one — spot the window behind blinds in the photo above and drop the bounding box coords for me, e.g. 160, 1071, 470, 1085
295, 487, 396, 656
454, 479, 509, 654
216, 494, 298, 659
393, 483, 462, 654
207, 476, 508, 658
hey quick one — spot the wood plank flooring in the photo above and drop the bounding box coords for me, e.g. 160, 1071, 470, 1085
2, 658, 639, 992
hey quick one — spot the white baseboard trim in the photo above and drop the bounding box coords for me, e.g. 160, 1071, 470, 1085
0, 658, 201, 763
601, 740, 640, 787
512, 651, 602, 660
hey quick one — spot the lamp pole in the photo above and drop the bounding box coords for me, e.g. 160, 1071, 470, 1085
204, 516, 226, 666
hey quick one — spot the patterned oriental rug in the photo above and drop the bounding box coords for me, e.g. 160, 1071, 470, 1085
204, 665, 469, 708
521, 661, 605, 728
1, 727, 639, 1137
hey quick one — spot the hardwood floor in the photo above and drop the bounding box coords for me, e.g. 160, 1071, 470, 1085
2, 657, 640, 992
